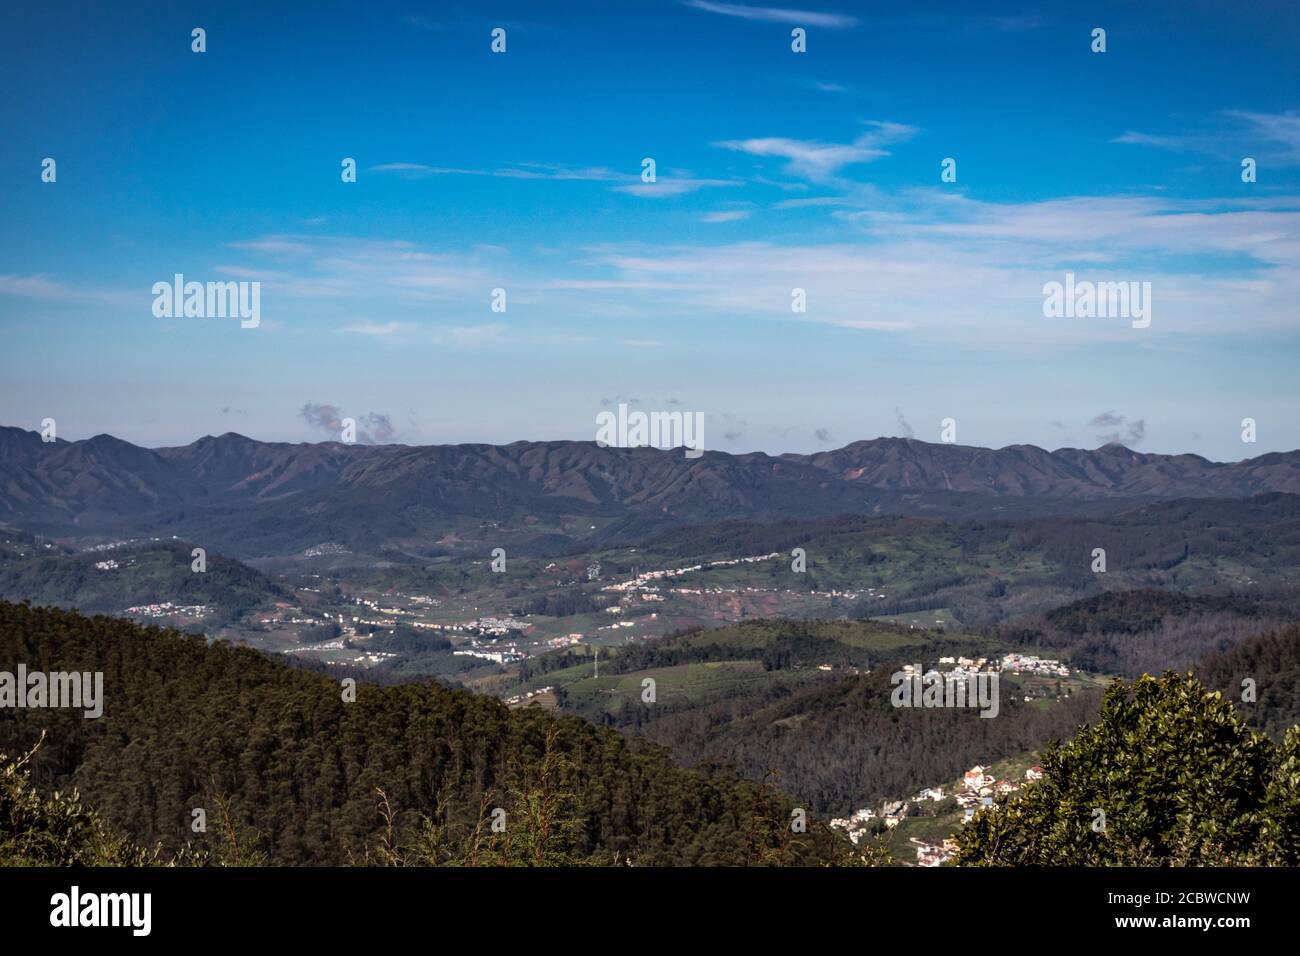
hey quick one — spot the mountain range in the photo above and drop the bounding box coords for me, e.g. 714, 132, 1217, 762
3, 424, 1298, 558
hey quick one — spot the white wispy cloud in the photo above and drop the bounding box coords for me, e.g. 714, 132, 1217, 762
1226, 109, 1300, 163
373, 160, 737, 196
701, 210, 752, 222
773, 196, 848, 209
370, 162, 620, 181
0, 273, 135, 306
614, 177, 739, 197
0, 274, 77, 298
214, 266, 290, 281
681, 0, 858, 29
178, 188, 1300, 359
1114, 109, 1300, 165
370, 162, 441, 175
221, 235, 496, 303
1112, 131, 1201, 151
560, 194, 1300, 346
227, 238, 312, 255
715, 121, 917, 182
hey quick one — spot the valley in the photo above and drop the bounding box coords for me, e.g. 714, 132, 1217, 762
3, 428, 1299, 865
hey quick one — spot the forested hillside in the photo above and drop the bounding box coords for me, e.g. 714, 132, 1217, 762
1197, 623, 1300, 741
994, 588, 1300, 678
514, 619, 1104, 814
616, 494, 1300, 629
0, 538, 285, 626
0, 601, 845, 866
630, 667, 1100, 815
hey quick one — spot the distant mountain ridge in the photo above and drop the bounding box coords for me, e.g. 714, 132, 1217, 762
2, 425, 1298, 558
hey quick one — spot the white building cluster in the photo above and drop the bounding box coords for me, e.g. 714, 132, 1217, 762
602, 552, 783, 595
123, 602, 211, 619
998, 653, 1069, 677
453, 646, 525, 664
831, 762, 1048, 865
503, 685, 555, 706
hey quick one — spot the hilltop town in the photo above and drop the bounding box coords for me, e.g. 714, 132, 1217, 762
831, 758, 1047, 866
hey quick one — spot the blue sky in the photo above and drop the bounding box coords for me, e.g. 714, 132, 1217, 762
2, 0, 1299, 459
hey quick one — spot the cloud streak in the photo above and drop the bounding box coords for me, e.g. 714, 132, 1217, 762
715, 121, 917, 182
681, 0, 859, 29
372, 161, 738, 196
1114, 109, 1300, 165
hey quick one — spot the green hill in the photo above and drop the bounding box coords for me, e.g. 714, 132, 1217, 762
0, 601, 844, 866
508, 618, 1104, 815
0, 538, 285, 627
1196, 622, 1300, 741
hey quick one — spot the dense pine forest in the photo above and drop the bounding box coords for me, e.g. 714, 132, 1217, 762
1197, 624, 1300, 741
0, 601, 848, 866
994, 588, 1300, 678
4, 599, 1299, 866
